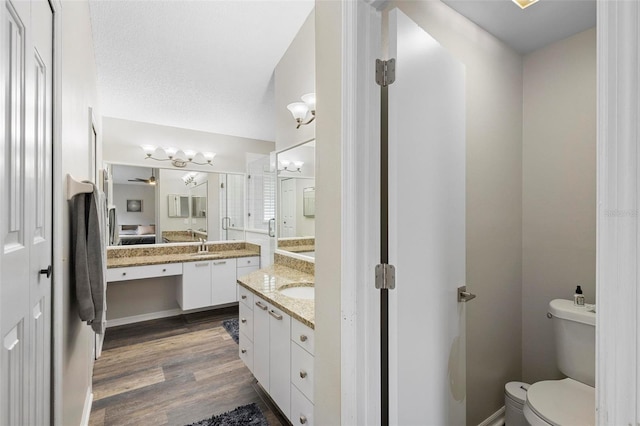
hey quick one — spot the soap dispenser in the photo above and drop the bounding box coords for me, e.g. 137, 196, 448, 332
574, 286, 585, 306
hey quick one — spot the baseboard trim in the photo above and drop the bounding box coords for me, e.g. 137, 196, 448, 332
106, 309, 183, 328
106, 304, 238, 328
477, 406, 505, 426
80, 389, 93, 426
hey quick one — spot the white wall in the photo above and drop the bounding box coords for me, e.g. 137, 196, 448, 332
314, 2, 342, 423
56, 1, 101, 424
275, 10, 315, 151
102, 117, 274, 174
522, 28, 596, 384
112, 183, 156, 225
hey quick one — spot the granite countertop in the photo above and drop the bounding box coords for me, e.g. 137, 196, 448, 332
237, 265, 315, 329
107, 249, 260, 268
280, 245, 315, 253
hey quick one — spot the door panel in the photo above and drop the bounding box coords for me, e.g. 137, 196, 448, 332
388, 8, 466, 426
1, 0, 53, 423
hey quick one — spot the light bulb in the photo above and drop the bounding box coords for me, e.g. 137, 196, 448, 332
287, 102, 309, 121
164, 147, 178, 158
184, 150, 196, 160
141, 145, 156, 156
301, 93, 316, 112
293, 161, 304, 170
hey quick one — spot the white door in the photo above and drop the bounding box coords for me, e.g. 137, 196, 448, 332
388, 8, 466, 426
280, 178, 296, 238
0, 0, 53, 424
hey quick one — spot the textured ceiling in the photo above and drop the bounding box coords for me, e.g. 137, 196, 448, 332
89, 0, 314, 142
441, 0, 596, 54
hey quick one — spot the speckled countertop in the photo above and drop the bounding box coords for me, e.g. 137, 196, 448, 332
279, 245, 315, 253
107, 249, 260, 268
237, 265, 315, 329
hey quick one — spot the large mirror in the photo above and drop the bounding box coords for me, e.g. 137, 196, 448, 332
276, 140, 315, 258
106, 163, 245, 246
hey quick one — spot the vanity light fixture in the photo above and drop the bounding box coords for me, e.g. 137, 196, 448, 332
287, 92, 316, 129
182, 172, 198, 186
512, 0, 539, 9
278, 160, 304, 173
141, 145, 216, 168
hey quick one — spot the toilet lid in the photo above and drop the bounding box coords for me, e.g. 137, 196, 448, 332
526, 378, 595, 426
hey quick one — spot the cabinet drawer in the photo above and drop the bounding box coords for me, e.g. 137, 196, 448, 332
239, 331, 254, 373
291, 319, 315, 355
238, 285, 254, 307
291, 385, 314, 426
106, 263, 182, 282
237, 265, 260, 281
291, 342, 314, 402
239, 302, 254, 339
237, 256, 260, 268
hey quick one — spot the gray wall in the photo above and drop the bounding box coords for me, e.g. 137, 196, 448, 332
113, 183, 156, 226
58, 0, 101, 424
522, 27, 596, 384
389, 2, 525, 424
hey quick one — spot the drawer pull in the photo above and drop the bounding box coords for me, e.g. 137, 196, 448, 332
241, 318, 247, 324
213, 261, 227, 265
121, 272, 126, 276
268, 310, 283, 320
299, 370, 307, 379
255, 301, 268, 311
300, 415, 307, 424
195, 263, 208, 267
241, 349, 247, 354
162, 268, 166, 272
241, 295, 247, 300
299, 334, 308, 342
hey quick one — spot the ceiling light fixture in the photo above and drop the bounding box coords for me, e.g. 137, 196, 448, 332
512, 0, 539, 9
141, 145, 215, 168
287, 92, 316, 129
278, 160, 304, 173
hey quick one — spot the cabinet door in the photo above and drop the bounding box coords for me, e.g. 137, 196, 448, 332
180, 261, 211, 310
211, 259, 237, 305
269, 306, 291, 419
253, 297, 270, 390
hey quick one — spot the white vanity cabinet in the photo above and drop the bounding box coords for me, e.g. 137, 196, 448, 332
248, 295, 291, 420
238, 292, 254, 373
178, 257, 259, 310
211, 259, 237, 306
290, 320, 315, 426
178, 261, 211, 310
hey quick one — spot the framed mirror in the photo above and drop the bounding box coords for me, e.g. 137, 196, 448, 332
276, 140, 315, 258
105, 163, 245, 246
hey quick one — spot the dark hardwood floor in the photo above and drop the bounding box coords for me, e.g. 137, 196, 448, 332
89, 306, 286, 426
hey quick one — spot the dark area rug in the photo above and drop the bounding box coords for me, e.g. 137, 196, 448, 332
186, 403, 267, 426
222, 318, 239, 344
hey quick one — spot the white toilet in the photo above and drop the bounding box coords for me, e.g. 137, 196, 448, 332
523, 299, 596, 426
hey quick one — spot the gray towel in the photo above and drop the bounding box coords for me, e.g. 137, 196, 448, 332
71, 183, 107, 334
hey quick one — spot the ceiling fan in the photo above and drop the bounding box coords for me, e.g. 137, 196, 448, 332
128, 169, 156, 185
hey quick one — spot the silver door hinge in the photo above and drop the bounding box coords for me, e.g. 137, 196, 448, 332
375, 264, 396, 290
375, 59, 396, 87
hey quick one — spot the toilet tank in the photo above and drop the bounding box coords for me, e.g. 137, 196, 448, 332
549, 299, 596, 387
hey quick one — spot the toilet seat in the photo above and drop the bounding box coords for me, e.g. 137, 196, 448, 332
524, 378, 595, 426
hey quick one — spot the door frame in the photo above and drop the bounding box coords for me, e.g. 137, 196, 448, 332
340, 0, 640, 425
50, 0, 63, 424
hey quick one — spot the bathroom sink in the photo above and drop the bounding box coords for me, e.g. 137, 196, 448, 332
189, 252, 219, 258
278, 284, 314, 300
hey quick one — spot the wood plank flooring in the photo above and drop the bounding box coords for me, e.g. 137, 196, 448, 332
89, 307, 286, 426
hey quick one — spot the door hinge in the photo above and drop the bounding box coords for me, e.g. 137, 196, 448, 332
375, 58, 396, 87
375, 264, 396, 290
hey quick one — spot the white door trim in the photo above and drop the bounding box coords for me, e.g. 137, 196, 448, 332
596, 1, 640, 424
50, 0, 63, 424
340, 1, 381, 424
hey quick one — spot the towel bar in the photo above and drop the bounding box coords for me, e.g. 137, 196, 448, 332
66, 174, 93, 200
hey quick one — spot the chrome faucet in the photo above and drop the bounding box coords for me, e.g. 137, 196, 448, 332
198, 238, 207, 253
